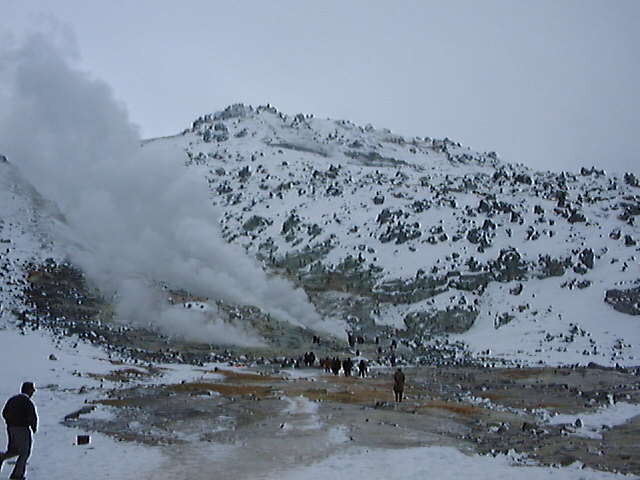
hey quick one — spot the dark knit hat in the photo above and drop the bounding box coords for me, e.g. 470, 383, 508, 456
21, 382, 36, 394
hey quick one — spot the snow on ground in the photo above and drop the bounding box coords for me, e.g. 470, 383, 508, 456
548, 402, 640, 440
454, 276, 640, 366
0, 325, 165, 479
282, 395, 322, 431
272, 445, 635, 480
1, 324, 639, 480
0, 321, 231, 478
280, 367, 324, 380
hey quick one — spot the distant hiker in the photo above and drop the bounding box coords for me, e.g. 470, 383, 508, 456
393, 368, 405, 402
0, 382, 38, 480
358, 359, 368, 378
342, 357, 354, 377
321, 357, 332, 373
331, 357, 341, 376
347, 332, 355, 348
303, 352, 316, 367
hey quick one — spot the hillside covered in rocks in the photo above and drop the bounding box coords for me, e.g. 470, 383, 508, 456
1, 104, 639, 367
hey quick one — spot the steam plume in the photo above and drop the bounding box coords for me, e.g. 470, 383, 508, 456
0, 32, 321, 346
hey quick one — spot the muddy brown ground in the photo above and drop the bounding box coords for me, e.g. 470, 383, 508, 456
64, 363, 640, 478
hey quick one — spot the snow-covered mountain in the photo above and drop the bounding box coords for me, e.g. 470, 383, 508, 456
1, 104, 639, 367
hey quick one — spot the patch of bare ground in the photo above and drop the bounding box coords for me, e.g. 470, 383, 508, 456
71, 364, 640, 476
416, 400, 484, 417
87, 366, 161, 383
214, 369, 281, 383
289, 375, 391, 404
498, 368, 549, 380
167, 381, 273, 398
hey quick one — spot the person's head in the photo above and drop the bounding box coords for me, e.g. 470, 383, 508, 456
21, 382, 36, 397
397, 368, 402, 372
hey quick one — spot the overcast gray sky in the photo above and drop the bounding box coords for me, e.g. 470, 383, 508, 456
4, 0, 639, 174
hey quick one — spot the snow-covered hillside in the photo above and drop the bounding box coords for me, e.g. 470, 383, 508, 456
161, 104, 640, 366
2, 103, 640, 367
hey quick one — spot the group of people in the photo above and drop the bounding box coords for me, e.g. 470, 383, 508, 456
319, 356, 369, 378
315, 356, 406, 401
308, 343, 408, 402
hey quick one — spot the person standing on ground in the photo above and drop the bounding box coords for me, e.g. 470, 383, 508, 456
358, 359, 368, 378
0, 382, 38, 480
331, 357, 341, 376
393, 368, 405, 403
342, 357, 353, 377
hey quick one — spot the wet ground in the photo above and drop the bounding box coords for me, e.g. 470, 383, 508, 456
63, 363, 640, 478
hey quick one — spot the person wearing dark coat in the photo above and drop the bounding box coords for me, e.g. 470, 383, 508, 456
321, 357, 332, 373
347, 333, 355, 348
0, 382, 38, 480
358, 359, 368, 378
331, 357, 341, 376
393, 368, 405, 402
342, 357, 353, 377
303, 352, 316, 367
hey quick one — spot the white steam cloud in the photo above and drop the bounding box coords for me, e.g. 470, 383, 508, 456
0, 32, 321, 346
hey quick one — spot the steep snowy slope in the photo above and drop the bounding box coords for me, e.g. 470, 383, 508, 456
0, 157, 64, 321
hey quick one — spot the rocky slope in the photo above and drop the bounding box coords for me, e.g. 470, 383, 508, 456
1, 104, 639, 367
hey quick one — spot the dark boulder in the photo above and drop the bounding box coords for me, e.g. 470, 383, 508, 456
491, 248, 528, 282
538, 255, 571, 278
605, 287, 640, 315
624, 172, 639, 187
404, 307, 478, 334
514, 173, 533, 185
482, 219, 496, 231
568, 210, 586, 224
243, 215, 271, 232
579, 248, 595, 269
373, 194, 385, 205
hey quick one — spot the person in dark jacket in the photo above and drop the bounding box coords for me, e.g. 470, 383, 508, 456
342, 357, 354, 377
331, 357, 341, 376
0, 382, 38, 480
393, 368, 405, 402
358, 359, 368, 378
